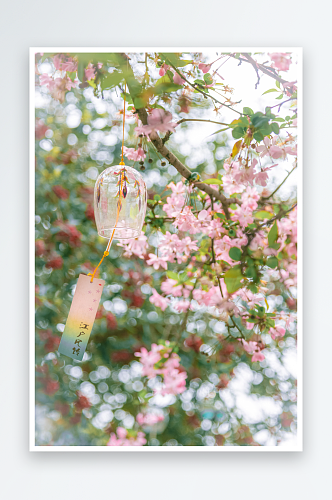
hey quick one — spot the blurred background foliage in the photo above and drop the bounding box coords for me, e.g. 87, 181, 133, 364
35, 52, 297, 447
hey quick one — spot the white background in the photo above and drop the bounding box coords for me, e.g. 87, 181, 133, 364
1, 0, 330, 498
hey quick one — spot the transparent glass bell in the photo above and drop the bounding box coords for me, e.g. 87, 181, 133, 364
94, 164, 147, 240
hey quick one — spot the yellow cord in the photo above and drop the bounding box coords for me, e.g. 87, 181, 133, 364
88, 82, 127, 282
119, 82, 127, 165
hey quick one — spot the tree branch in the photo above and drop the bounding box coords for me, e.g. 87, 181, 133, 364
230, 53, 289, 87
137, 107, 234, 218
120, 53, 240, 219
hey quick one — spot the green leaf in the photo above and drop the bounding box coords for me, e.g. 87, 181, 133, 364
271, 122, 280, 134
244, 266, 257, 280
254, 210, 273, 220
276, 94, 284, 100
203, 178, 223, 185
273, 117, 285, 122
266, 256, 278, 268
161, 53, 192, 68
276, 80, 281, 89
153, 82, 184, 94
166, 271, 178, 280
253, 131, 264, 142
243, 107, 254, 115
229, 247, 242, 261
155, 74, 172, 86
262, 88, 278, 95
251, 115, 270, 128
133, 96, 147, 109
100, 70, 123, 91
216, 213, 226, 220
204, 73, 214, 85
268, 222, 280, 249
232, 127, 246, 139
77, 62, 85, 83
224, 265, 243, 294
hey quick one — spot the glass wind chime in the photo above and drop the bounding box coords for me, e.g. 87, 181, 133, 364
58, 83, 147, 361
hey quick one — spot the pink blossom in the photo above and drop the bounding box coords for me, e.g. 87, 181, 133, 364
149, 289, 170, 311
241, 186, 260, 211
269, 325, 286, 340
232, 205, 254, 228
241, 339, 265, 362
39, 73, 53, 87
53, 54, 64, 70
161, 368, 187, 395
251, 351, 265, 362
136, 413, 164, 426
242, 340, 258, 355
256, 137, 278, 158
173, 71, 185, 85
85, 63, 96, 81
159, 64, 170, 76
123, 147, 146, 161
199, 63, 211, 73
135, 344, 187, 396
168, 181, 186, 195
222, 173, 245, 196
172, 206, 200, 234
181, 236, 199, 256
159, 354, 187, 395
283, 81, 297, 96
118, 232, 148, 259
254, 164, 277, 187
53, 55, 77, 72
65, 78, 78, 91
174, 300, 191, 312
61, 57, 77, 72
135, 109, 177, 136
161, 278, 183, 297
107, 427, 146, 446
162, 192, 185, 217
147, 254, 168, 270
135, 344, 163, 377
269, 53, 291, 72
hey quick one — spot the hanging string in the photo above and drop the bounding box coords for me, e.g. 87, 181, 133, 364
88, 81, 127, 283
119, 82, 127, 165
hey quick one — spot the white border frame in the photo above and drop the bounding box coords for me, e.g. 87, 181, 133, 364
29, 47, 303, 452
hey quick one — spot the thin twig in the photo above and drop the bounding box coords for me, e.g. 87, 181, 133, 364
165, 57, 243, 116
262, 166, 297, 200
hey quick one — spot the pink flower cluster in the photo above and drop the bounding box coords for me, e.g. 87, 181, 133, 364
269, 53, 291, 72
146, 230, 199, 279
269, 325, 286, 340
136, 412, 164, 426
53, 55, 78, 72
107, 427, 146, 446
159, 63, 185, 84
39, 75, 78, 101
256, 137, 297, 160
85, 62, 95, 81
241, 339, 265, 362
222, 158, 279, 195
118, 232, 148, 258
123, 146, 146, 161
135, 342, 187, 396
135, 109, 177, 136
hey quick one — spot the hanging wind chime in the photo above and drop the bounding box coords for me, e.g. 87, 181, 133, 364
58, 83, 147, 361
